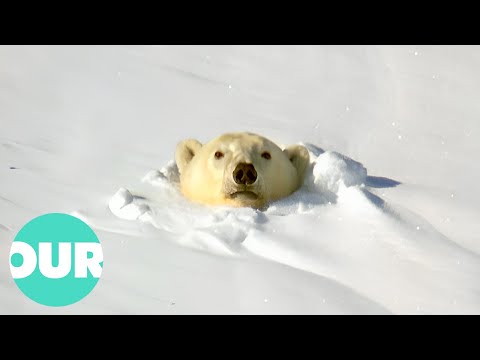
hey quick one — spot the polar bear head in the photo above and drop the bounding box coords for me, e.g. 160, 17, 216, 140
175, 132, 310, 209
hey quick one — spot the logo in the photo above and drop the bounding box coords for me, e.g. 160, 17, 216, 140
9, 213, 103, 307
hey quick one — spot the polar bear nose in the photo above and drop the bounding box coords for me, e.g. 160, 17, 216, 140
233, 163, 257, 185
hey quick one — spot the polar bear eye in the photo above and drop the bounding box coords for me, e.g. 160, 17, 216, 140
261, 151, 271, 160
214, 151, 224, 159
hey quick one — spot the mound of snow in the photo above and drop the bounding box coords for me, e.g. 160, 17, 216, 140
309, 151, 367, 194
106, 144, 480, 314
108, 144, 370, 250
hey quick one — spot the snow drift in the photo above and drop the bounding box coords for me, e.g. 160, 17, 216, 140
108, 142, 480, 314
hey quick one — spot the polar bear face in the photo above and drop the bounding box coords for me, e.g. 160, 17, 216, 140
175, 132, 310, 209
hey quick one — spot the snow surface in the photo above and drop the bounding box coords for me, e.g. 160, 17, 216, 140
1, 45, 480, 314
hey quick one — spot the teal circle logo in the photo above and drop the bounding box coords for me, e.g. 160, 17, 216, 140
9, 213, 103, 307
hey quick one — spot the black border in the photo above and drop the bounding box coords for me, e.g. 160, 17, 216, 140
2, 4, 479, 44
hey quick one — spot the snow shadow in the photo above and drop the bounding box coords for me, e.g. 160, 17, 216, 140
366, 176, 401, 188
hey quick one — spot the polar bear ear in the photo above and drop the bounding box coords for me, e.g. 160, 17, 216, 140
283, 145, 310, 181
175, 139, 203, 175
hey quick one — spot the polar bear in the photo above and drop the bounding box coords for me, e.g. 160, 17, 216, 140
175, 132, 310, 209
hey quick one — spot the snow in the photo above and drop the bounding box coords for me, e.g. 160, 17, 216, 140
1, 45, 480, 314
